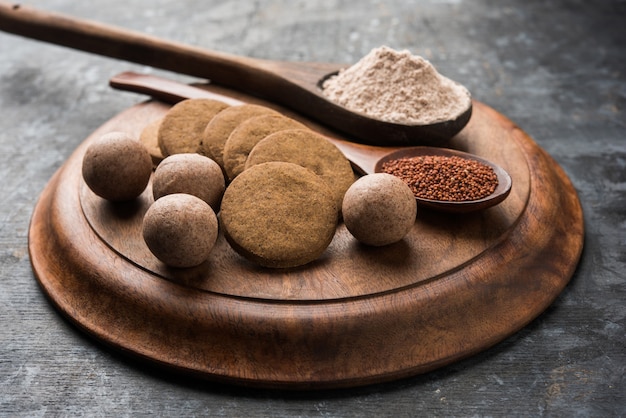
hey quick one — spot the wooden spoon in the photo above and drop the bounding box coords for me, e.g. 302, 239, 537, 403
0, 1, 471, 146
110, 72, 511, 213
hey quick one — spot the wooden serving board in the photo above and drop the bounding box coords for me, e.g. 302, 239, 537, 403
28, 84, 584, 390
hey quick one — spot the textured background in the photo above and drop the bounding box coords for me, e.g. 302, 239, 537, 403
0, 0, 624, 416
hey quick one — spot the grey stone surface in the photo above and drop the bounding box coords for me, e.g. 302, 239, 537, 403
0, 0, 624, 416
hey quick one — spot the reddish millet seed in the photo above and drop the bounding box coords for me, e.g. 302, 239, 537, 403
381, 155, 498, 201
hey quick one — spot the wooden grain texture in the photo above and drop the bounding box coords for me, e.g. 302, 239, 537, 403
28, 84, 583, 389
1, 0, 622, 415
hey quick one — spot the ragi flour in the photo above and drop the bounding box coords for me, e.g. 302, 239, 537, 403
322, 46, 471, 125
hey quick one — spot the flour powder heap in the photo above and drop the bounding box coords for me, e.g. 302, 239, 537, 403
322, 46, 471, 125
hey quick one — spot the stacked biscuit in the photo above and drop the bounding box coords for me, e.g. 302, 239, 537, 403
140, 98, 355, 268
85, 98, 417, 270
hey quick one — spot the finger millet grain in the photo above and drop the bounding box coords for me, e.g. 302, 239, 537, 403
381, 155, 498, 201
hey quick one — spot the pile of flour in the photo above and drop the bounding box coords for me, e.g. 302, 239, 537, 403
322, 46, 471, 125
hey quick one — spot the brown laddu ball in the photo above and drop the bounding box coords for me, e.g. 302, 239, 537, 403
82, 131, 152, 201
142, 193, 218, 268
152, 153, 225, 212
342, 173, 417, 246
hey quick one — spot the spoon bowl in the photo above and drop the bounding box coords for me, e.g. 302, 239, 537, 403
314, 70, 473, 146
326, 137, 512, 213
374, 147, 512, 213
0, 1, 471, 146
108, 72, 511, 214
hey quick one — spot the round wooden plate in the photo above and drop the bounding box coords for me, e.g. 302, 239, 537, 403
28, 85, 584, 390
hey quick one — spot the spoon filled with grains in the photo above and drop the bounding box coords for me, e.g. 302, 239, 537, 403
372, 147, 512, 213
324, 139, 512, 213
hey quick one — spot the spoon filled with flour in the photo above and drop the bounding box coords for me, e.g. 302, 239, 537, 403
0, 4, 472, 145
321, 46, 471, 126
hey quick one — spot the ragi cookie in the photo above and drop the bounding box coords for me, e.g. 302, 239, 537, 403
222, 113, 307, 180
199, 104, 279, 169
245, 129, 355, 209
158, 98, 229, 157
220, 161, 338, 268
139, 117, 164, 167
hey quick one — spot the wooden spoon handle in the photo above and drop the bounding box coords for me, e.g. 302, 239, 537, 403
0, 3, 242, 76
0, 2, 336, 100
110, 71, 244, 106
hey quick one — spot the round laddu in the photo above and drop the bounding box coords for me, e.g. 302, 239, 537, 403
342, 173, 417, 246
142, 193, 219, 268
139, 117, 164, 167
82, 131, 153, 202
199, 104, 279, 168
245, 129, 355, 209
157, 98, 229, 156
222, 113, 307, 181
220, 162, 338, 268
152, 153, 225, 212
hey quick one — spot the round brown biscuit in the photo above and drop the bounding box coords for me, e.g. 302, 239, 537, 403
199, 104, 279, 168
220, 161, 338, 268
245, 129, 355, 209
139, 117, 164, 167
223, 114, 306, 180
158, 98, 229, 157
